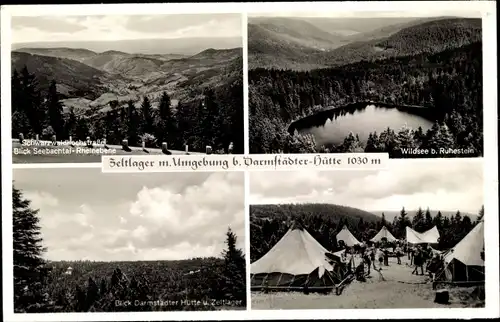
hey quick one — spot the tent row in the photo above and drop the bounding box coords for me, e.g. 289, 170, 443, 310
336, 225, 398, 246
251, 221, 484, 290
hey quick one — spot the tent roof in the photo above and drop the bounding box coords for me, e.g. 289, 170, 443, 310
406, 226, 440, 244
444, 221, 484, 267
370, 226, 397, 242
251, 227, 334, 276
336, 225, 361, 247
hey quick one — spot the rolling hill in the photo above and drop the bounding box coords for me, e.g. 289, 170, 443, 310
11, 51, 113, 100
12, 46, 242, 113
13, 47, 98, 63
250, 203, 380, 225
248, 17, 482, 70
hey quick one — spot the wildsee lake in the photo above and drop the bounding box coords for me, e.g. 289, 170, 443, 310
289, 103, 434, 148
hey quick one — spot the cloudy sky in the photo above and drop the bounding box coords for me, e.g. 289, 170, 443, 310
13, 169, 244, 262
249, 159, 483, 214
11, 14, 241, 43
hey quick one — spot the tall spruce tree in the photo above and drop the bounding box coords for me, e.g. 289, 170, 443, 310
157, 92, 176, 145
12, 69, 31, 137
46, 80, 64, 137
140, 96, 154, 135
412, 207, 425, 231
126, 100, 139, 146
221, 227, 246, 304
13, 185, 48, 313
477, 205, 484, 221
20, 66, 44, 136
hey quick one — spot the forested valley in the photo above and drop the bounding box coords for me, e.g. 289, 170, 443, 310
250, 204, 484, 263
249, 41, 483, 157
11, 67, 244, 154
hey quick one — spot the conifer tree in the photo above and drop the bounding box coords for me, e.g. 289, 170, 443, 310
477, 205, 484, 221
424, 208, 433, 229
126, 100, 140, 146
157, 92, 176, 145
20, 66, 44, 136
13, 185, 47, 313
412, 207, 425, 230
221, 227, 246, 304
140, 96, 154, 135
46, 80, 64, 137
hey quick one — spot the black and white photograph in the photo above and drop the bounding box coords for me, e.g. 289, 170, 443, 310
249, 159, 485, 309
248, 12, 483, 158
12, 169, 246, 312
11, 13, 244, 163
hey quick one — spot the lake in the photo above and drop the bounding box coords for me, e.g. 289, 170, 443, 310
291, 104, 434, 148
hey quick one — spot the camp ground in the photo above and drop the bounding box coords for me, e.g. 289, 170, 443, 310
251, 222, 485, 309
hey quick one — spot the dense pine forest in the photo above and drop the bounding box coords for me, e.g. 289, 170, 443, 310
11, 66, 244, 154
250, 204, 484, 263
13, 186, 246, 313
249, 40, 483, 157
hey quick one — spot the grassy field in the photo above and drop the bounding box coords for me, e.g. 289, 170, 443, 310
252, 257, 484, 309
12, 139, 204, 164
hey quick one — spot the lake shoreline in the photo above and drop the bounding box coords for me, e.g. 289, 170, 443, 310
288, 101, 434, 135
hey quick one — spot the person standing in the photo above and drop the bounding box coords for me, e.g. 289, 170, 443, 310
412, 247, 424, 275
370, 247, 377, 270
363, 250, 371, 275
383, 248, 389, 266
395, 244, 402, 264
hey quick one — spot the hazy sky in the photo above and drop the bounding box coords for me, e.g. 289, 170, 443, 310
249, 159, 483, 213
13, 169, 245, 262
11, 14, 242, 43
249, 10, 481, 18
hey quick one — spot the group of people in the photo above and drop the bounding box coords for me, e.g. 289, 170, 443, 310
359, 242, 405, 274
407, 244, 442, 276
338, 240, 448, 281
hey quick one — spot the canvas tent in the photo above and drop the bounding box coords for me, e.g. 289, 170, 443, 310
406, 226, 440, 244
370, 226, 397, 243
336, 225, 361, 247
441, 221, 485, 282
251, 225, 346, 290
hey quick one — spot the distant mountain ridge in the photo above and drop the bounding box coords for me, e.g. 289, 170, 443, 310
12, 36, 242, 56
248, 16, 482, 70
251, 203, 381, 224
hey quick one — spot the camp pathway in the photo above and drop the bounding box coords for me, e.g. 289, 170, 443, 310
252, 256, 474, 309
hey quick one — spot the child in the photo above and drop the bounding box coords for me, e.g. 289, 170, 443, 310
363, 250, 371, 275
395, 245, 402, 264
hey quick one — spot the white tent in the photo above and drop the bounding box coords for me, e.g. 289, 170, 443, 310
406, 226, 440, 244
336, 225, 361, 247
421, 226, 440, 243
370, 226, 397, 242
251, 225, 341, 288
251, 226, 333, 276
444, 221, 484, 267
441, 221, 485, 282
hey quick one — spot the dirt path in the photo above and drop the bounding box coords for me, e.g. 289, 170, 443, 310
252, 256, 483, 309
